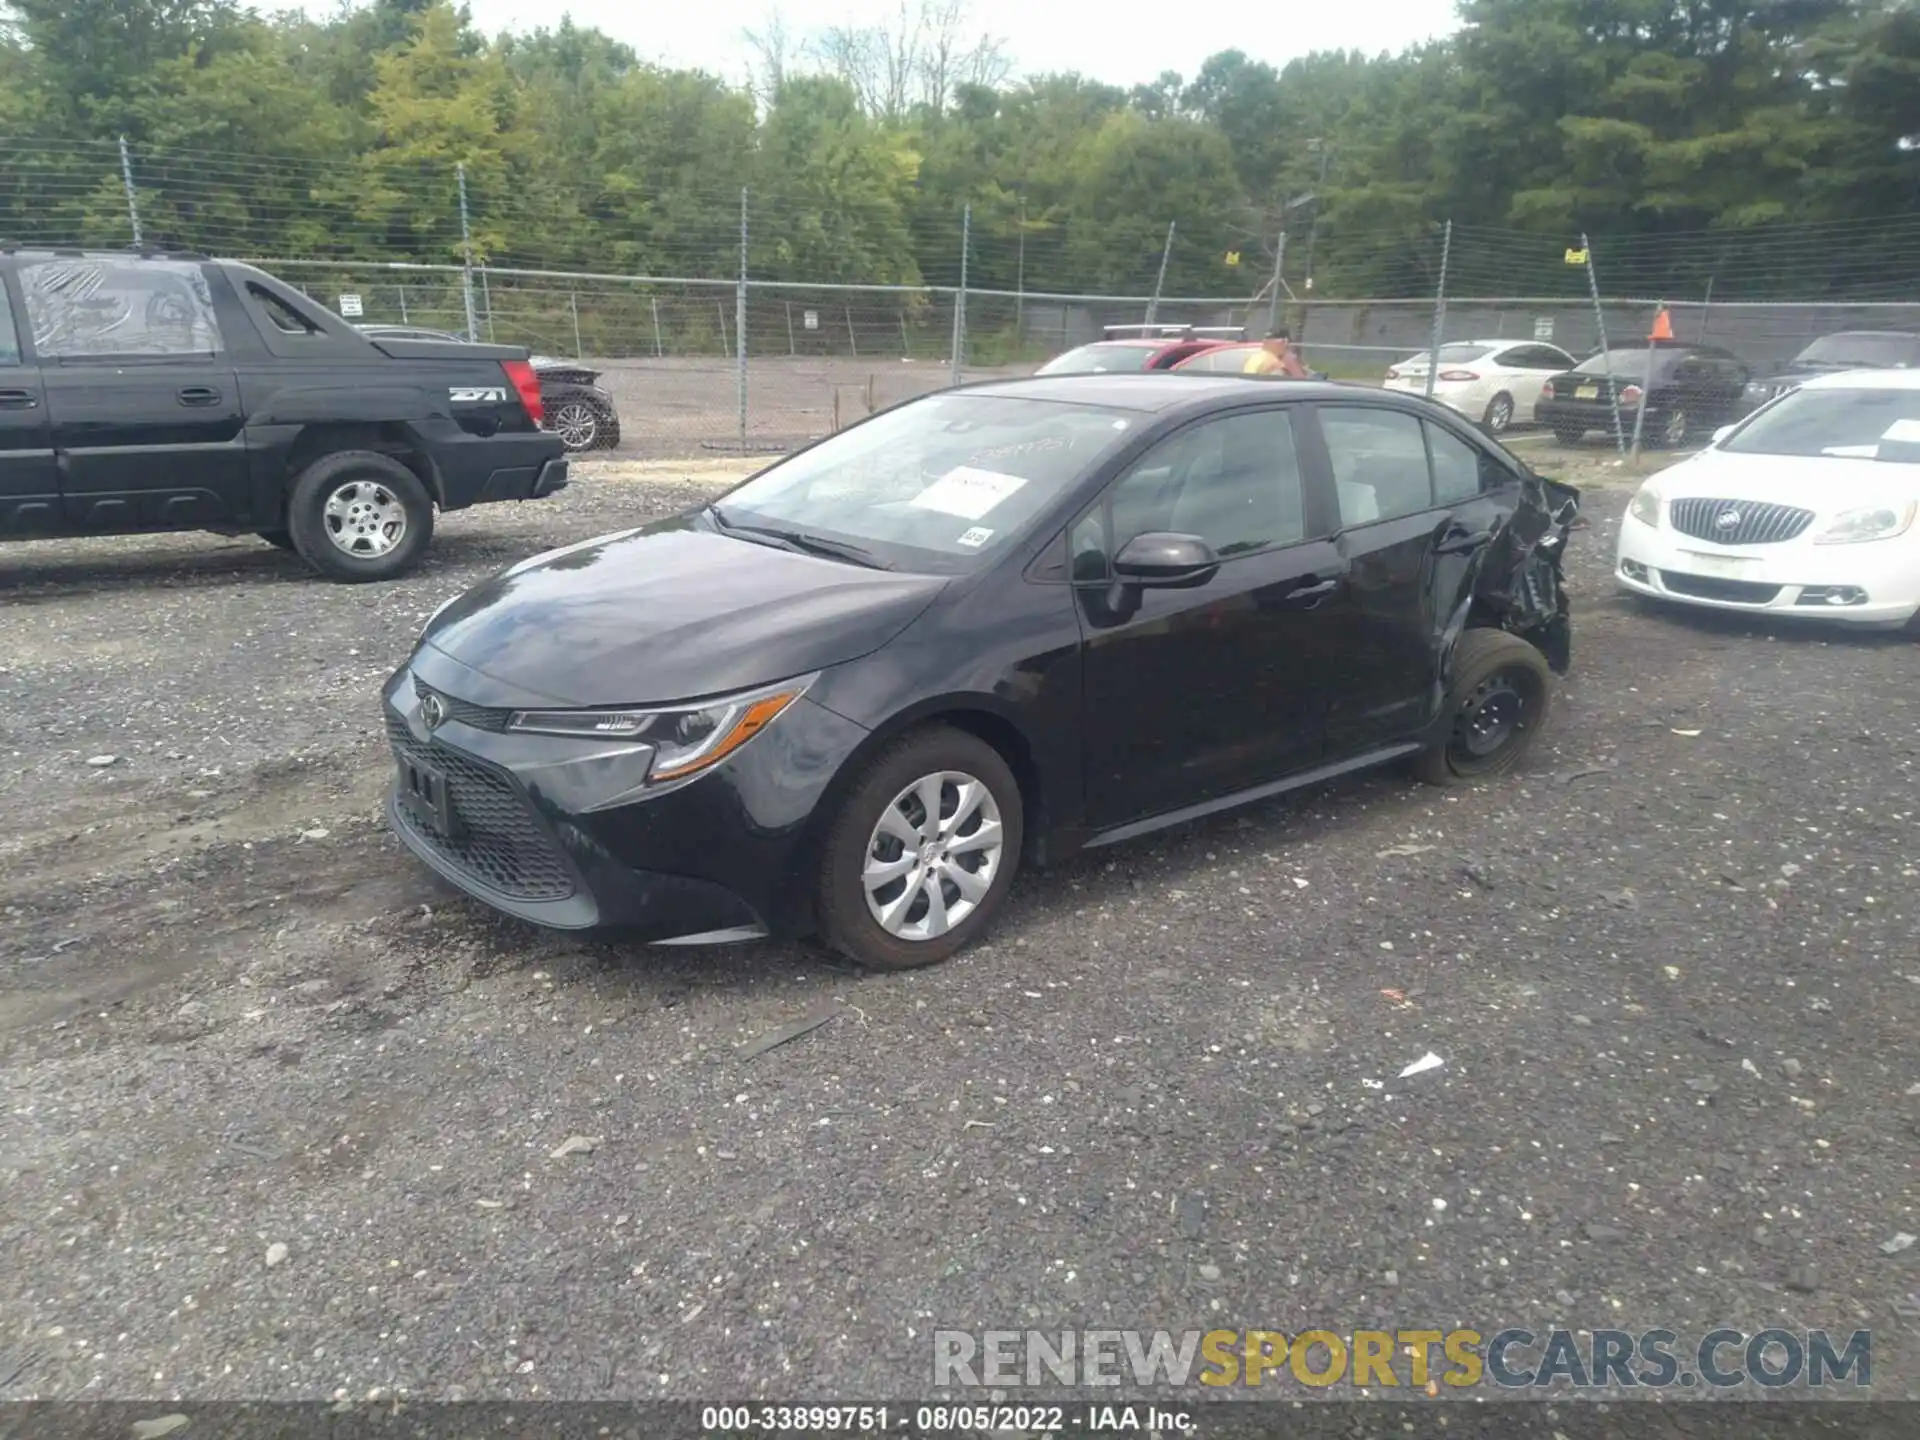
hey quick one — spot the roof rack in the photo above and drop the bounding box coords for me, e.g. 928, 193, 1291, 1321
1102, 323, 1248, 340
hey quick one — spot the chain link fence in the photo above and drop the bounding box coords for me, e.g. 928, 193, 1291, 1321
5, 138, 1918, 459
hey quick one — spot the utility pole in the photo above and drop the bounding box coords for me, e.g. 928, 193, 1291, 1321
1146, 221, 1176, 326
1424, 220, 1453, 403
456, 163, 478, 342
1304, 140, 1331, 292
118, 136, 142, 247
737, 187, 749, 454
1015, 195, 1026, 341
1266, 229, 1288, 336
950, 203, 971, 386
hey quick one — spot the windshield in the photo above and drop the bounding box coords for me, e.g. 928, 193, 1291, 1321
1723, 385, 1920, 461
1037, 343, 1155, 375
1572, 348, 1677, 380
712, 393, 1140, 571
1793, 334, 1920, 370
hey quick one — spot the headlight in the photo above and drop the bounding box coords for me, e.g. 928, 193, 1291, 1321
1628, 484, 1662, 527
1813, 501, 1917, 545
506, 676, 813, 782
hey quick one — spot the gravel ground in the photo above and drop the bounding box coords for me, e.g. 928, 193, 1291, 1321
2, 444, 1917, 1407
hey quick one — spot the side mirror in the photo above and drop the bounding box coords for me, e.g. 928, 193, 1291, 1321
1711, 424, 1735, 446
1113, 532, 1220, 589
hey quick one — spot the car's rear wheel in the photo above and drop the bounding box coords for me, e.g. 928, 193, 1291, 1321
550, 398, 617, 453
815, 727, 1023, 970
1415, 629, 1552, 786
1482, 392, 1515, 433
287, 451, 435, 583
1552, 423, 1585, 445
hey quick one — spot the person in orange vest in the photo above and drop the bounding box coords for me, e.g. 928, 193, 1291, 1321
1243, 326, 1313, 378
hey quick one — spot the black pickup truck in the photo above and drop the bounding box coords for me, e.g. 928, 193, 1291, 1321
0, 249, 567, 582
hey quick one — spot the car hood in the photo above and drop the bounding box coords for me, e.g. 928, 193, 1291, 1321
1654, 447, 1920, 508
419, 525, 949, 706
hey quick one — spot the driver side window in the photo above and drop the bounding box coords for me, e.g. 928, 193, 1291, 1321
1075, 410, 1307, 581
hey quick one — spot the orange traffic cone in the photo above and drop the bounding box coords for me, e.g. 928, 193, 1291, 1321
1649, 305, 1674, 342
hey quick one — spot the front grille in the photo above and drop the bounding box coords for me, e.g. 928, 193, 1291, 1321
386, 713, 575, 900
1658, 572, 1782, 604
1669, 497, 1814, 546
414, 674, 511, 731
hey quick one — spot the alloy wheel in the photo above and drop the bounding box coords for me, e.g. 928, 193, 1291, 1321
322, 480, 407, 558
551, 400, 600, 451
1662, 409, 1689, 448
861, 770, 1004, 942
1484, 394, 1514, 433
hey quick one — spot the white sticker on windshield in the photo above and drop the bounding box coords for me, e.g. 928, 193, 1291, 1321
956, 526, 994, 548
909, 465, 1029, 520
1882, 418, 1920, 443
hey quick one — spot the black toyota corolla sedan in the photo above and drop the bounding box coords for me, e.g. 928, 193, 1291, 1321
383, 374, 1580, 969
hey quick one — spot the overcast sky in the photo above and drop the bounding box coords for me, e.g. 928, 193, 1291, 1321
446, 0, 1461, 90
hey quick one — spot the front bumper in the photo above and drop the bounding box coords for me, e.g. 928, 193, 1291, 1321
379, 654, 871, 940
1615, 517, 1920, 626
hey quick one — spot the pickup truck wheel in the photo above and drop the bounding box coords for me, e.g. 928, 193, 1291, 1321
255, 530, 296, 552
1414, 629, 1552, 786
287, 451, 434, 583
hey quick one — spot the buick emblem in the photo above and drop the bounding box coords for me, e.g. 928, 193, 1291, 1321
1715, 509, 1742, 530
419, 692, 446, 730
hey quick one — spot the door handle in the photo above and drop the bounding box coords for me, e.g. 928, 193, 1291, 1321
1435, 526, 1493, 556
0, 388, 37, 409
177, 386, 221, 407
1284, 577, 1339, 607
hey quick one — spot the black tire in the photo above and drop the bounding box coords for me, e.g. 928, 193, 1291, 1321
815, 726, 1024, 970
286, 451, 435, 584
597, 407, 621, 451
1482, 392, 1515, 434
256, 529, 296, 551
1552, 423, 1585, 446
1656, 408, 1690, 449
1415, 629, 1553, 787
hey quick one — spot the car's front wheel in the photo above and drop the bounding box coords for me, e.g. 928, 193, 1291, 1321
1415, 629, 1552, 786
815, 727, 1024, 970
287, 451, 435, 583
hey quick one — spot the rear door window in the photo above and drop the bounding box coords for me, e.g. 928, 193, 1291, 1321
1319, 406, 1435, 525
19, 258, 224, 359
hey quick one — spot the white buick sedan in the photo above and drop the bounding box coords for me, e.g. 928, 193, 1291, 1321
1616, 369, 1920, 628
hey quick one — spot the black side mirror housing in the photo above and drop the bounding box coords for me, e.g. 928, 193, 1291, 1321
1113, 532, 1220, 589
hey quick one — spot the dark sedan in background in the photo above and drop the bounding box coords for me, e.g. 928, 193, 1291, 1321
355, 324, 623, 453
384, 375, 1579, 971
1534, 341, 1752, 448
1740, 329, 1920, 412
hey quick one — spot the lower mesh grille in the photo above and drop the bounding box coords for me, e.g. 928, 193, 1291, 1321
1658, 572, 1782, 604
387, 713, 574, 900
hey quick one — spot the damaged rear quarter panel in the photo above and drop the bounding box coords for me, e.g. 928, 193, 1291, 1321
1437, 470, 1581, 679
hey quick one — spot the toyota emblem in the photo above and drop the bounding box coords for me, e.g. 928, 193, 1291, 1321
1715, 509, 1742, 530
420, 692, 446, 729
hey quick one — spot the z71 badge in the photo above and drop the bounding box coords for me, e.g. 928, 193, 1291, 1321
449, 385, 508, 403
